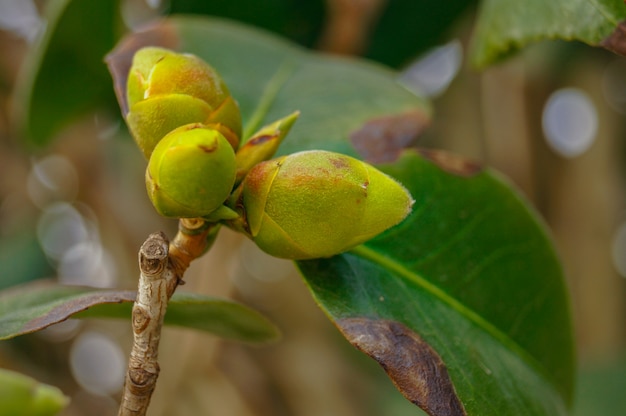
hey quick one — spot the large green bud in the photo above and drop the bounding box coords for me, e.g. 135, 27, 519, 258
146, 123, 237, 218
126, 47, 242, 158
238, 150, 413, 259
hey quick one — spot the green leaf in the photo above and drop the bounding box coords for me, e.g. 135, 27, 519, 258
471, 0, 626, 67
13, 0, 122, 146
106, 16, 430, 159
297, 150, 575, 416
0, 281, 280, 345
0, 368, 69, 416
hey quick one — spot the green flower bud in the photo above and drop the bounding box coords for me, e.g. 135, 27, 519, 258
126, 47, 242, 158
239, 150, 413, 259
146, 123, 237, 218
234, 111, 299, 185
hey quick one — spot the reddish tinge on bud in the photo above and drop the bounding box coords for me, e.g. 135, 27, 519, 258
238, 150, 413, 259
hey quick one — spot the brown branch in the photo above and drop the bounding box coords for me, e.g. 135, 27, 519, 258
118, 220, 217, 416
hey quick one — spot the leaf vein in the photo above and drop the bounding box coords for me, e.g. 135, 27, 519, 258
349, 245, 553, 387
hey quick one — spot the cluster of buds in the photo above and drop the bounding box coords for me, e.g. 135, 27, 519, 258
125, 47, 414, 260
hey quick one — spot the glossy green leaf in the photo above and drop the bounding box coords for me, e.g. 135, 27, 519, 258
107, 16, 430, 159
0, 368, 69, 416
471, 0, 626, 67
14, 0, 122, 146
0, 281, 279, 345
298, 150, 575, 416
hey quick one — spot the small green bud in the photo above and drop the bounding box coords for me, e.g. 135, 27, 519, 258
239, 150, 413, 259
234, 111, 299, 185
126, 47, 242, 158
146, 123, 237, 218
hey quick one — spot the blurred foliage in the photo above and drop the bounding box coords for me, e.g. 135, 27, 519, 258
0, 368, 69, 416
167, 0, 326, 48
14, 0, 123, 147
0, 230, 53, 291
363, 0, 476, 67
168, 0, 477, 68
471, 0, 626, 67
574, 355, 626, 416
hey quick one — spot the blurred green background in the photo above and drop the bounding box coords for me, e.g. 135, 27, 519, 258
0, 0, 624, 415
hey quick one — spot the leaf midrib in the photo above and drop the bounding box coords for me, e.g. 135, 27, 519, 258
349, 244, 556, 392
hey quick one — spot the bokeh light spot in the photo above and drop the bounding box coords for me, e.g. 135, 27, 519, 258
611, 222, 626, 278
0, 0, 43, 42
70, 331, 125, 396
399, 40, 463, 97
59, 241, 117, 287
27, 155, 79, 208
542, 88, 598, 158
37, 203, 90, 261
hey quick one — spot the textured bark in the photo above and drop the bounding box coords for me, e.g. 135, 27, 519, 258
118, 220, 216, 416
